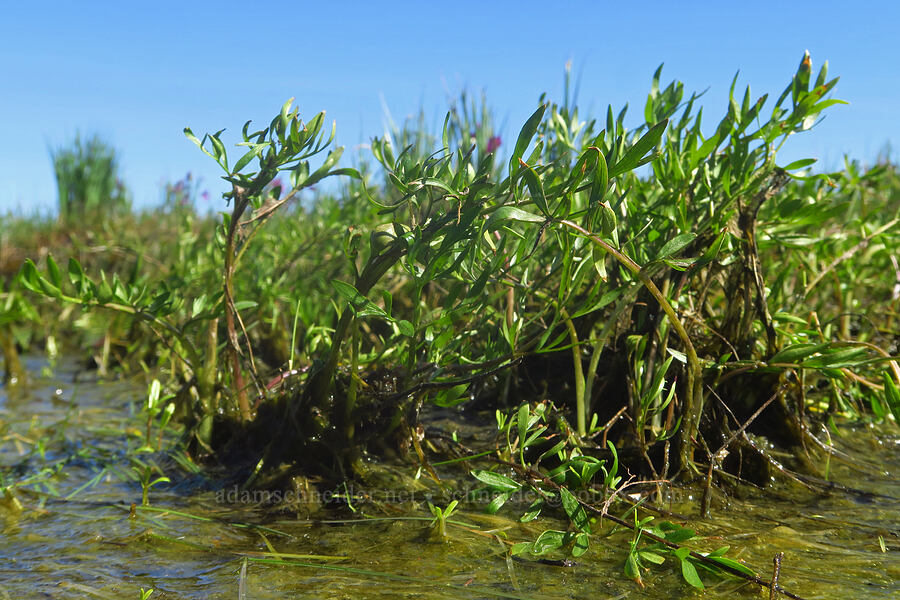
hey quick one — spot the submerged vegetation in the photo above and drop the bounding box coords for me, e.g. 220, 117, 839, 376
2, 53, 899, 595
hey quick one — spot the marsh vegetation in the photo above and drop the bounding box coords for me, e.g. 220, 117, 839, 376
2, 53, 898, 597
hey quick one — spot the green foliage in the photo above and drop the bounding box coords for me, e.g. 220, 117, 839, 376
623, 516, 755, 589
50, 133, 129, 222
11, 53, 899, 489
140, 379, 176, 452
186, 98, 356, 421
426, 499, 459, 540
5, 53, 899, 597
131, 460, 170, 507
0, 277, 36, 385
474, 401, 618, 558
477, 401, 753, 587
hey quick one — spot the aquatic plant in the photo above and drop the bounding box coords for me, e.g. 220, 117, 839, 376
50, 133, 129, 223
0, 279, 34, 386
131, 460, 169, 507
427, 499, 459, 540
11, 53, 899, 514
140, 379, 175, 452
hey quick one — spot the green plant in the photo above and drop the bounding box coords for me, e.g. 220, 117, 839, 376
131, 459, 170, 507
473, 401, 617, 559
50, 133, 129, 222
15, 54, 896, 506
18, 101, 354, 452
18, 253, 216, 434
185, 98, 356, 421
625, 333, 678, 452
623, 516, 754, 589
140, 379, 176, 452
0, 279, 35, 386
426, 499, 459, 540
8, 54, 900, 598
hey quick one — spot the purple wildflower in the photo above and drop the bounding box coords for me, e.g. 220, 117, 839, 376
486, 135, 502, 154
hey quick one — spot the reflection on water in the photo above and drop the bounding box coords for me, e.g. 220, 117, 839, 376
1, 358, 897, 599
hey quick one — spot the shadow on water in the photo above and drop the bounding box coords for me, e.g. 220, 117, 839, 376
1, 358, 897, 599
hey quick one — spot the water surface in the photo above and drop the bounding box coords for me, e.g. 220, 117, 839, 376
1, 358, 897, 599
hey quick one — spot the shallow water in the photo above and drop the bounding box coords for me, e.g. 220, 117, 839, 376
1, 358, 897, 599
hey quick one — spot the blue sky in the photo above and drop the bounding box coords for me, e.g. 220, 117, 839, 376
1, 1, 897, 215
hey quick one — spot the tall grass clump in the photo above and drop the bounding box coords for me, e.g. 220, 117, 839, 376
50, 133, 129, 222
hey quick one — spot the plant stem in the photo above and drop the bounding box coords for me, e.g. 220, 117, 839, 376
224, 186, 252, 421
557, 218, 703, 474
0, 326, 25, 386
345, 322, 358, 444
196, 317, 219, 447
561, 308, 586, 436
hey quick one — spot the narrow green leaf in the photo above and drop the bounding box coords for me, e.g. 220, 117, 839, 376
441, 112, 450, 152
609, 119, 668, 178
781, 158, 817, 171
657, 233, 696, 258
33, 267, 61, 298
521, 165, 549, 216
659, 522, 697, 543
773, 312, 808, 325
471, 470, 521, 492
331, 279, 367, 306
485, 206, 544, 230
305, 112, 326, 143
509, 104, 547, 179
432, 384, 468, 408
695, 228, 728, 267
523, 425, 547, 449
419, 177, 455, 195
536, 438, 568, 464
559, 487, 590, 532
882, 372, 900, 424
800, 346, 868, 369
279, 98, 293, 133
46, 255, 62, 289
299, 147, 345, 189
530, 530, 566, 555
487, 491, 512, 514
681, 558, 704, 589
232, 142, 269, 173
638, 551, 665, 565
599, 203, 617, 241
666, 348, 687, 364
663, 257, 697, 271
331, 279, 388, 319
517, 403, 529, 448
67, 258, 84, 286
396, 320, 415, 337
510, 542, 532, 556
19, 259, 42, 294
706, 555, 757, 577
589, 149, 609, 205
184, 128, 222, 168
624, 553, 641, 579
769, 342, 831, 364
520, 499, 544, 523
814, 60, 829, 89
572, 532, 590, 557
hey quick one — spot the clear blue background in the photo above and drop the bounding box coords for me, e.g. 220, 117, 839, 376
1, 1, 897, 215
